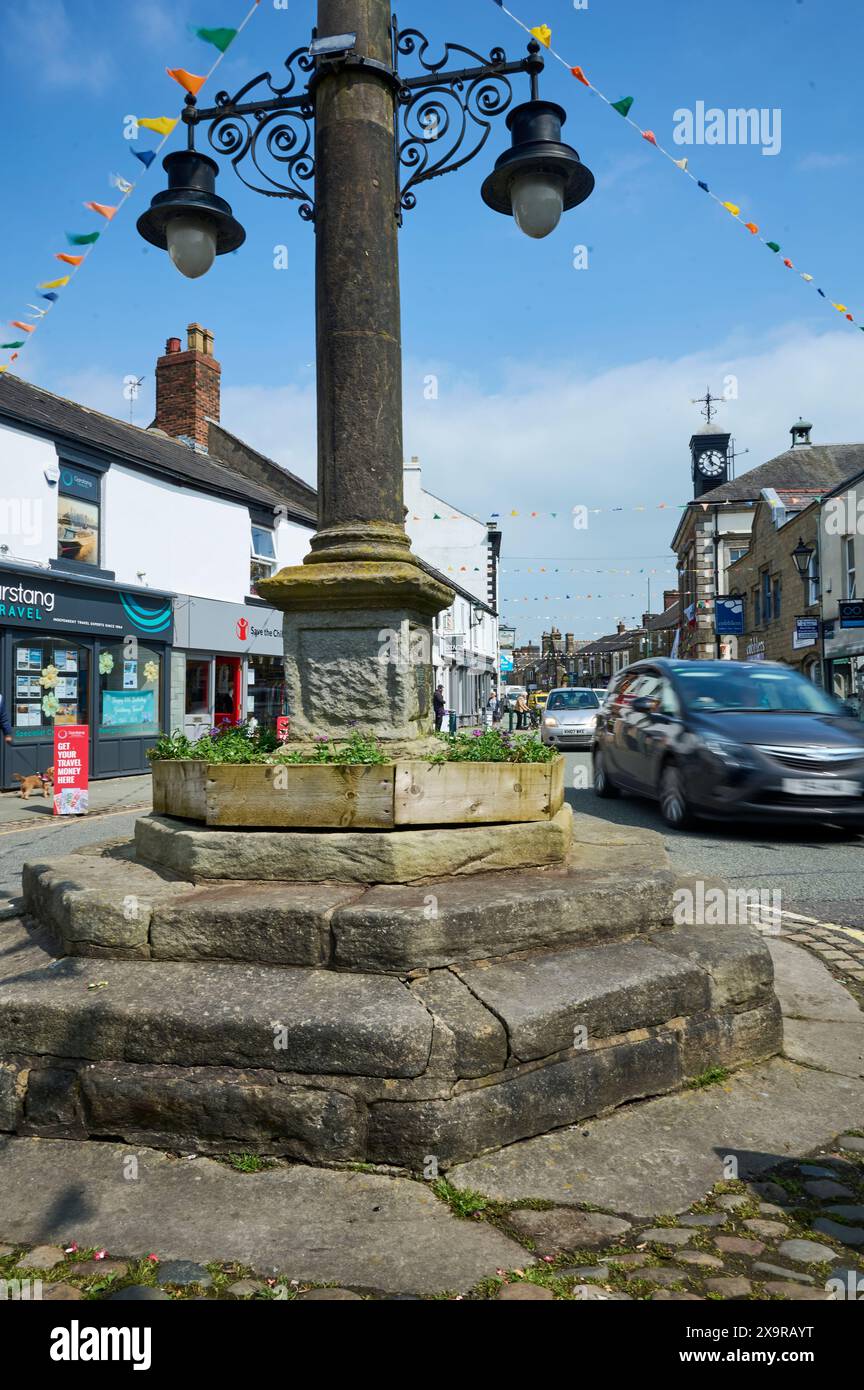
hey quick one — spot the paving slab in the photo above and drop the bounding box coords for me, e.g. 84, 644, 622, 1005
449, 1059, 864, 1216
783, 1019, 864, 1079
768, 939, 863, 1023
0, 1138, 526, 1296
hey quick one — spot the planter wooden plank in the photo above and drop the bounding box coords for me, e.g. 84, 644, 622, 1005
394, 760, 560, 826
205, 763, 396, 829
152, 762, 208, 821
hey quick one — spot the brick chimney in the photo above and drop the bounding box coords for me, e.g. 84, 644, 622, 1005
564, 633, 575, 655
663, 589, 679, 612
153, 323, 220, 448
616, 621, 627, 635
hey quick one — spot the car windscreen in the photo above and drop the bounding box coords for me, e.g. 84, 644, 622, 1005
546, 690, 601, 711
670, 665, 845, 715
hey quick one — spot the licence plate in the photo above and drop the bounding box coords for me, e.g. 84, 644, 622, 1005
782, 778, 860, 797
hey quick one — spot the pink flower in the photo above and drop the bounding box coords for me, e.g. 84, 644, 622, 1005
543, 1255, 555, 1263
94, 1249, 108, 1260
146, 1254, 159, 1263
64, 1243, 78, 1254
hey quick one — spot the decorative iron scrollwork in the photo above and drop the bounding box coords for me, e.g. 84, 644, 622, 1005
203, 47, 317, 217
393, 28, 522, 216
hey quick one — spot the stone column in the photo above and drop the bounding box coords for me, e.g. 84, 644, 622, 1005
258, 0, 451, 747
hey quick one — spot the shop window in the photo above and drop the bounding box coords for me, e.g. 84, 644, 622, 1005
247, 654, 286, 730
807, 551, 820, 606
11, 641, 89, 738
251, 526, 277, 591
98, 643, 161, 736
185, 659, 210, 716
57, 465, 101, 567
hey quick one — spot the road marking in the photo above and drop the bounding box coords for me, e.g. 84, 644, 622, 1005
0, 807, 146, 837
744, 906, 864, 945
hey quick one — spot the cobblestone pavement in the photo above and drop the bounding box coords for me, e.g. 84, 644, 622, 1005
1, 1133, 862, 1301
778, 917, 864, 1007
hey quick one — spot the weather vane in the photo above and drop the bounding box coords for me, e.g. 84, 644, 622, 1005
690, 387, 722, 427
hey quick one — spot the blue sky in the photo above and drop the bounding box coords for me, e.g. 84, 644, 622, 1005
2, 0, 863, 640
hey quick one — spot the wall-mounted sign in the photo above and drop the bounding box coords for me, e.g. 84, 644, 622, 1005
746, 639, 766, 662
793, 616, 820, 649
500, 653, 514, 672
174, 596, 283, 655
715, 596, 745, 635
0, 568, 173, 640
838, 600, 864, 629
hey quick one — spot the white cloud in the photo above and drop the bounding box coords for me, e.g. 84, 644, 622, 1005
797, 152, 854, 172
4, 0, 114, 90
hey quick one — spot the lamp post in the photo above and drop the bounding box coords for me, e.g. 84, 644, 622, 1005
137, 0, 595, 748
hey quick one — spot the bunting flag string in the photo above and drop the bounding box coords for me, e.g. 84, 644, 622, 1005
490, 3, 861, 333
410, 497, 759, 519
0, 2, 262, 378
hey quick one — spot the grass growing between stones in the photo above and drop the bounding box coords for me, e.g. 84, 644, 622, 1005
686, 1065, 731, 1090
219, 1153, 278, 1174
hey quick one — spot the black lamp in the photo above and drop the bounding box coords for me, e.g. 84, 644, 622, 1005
481, 101, 594, 239
136, 150, 246, 279
790, 536, 815, 579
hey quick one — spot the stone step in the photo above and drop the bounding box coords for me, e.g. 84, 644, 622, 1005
456, 938, 710, 1063
0, 918, 781, 1164
24, 845, 676, 970
0, 925, 433, 1078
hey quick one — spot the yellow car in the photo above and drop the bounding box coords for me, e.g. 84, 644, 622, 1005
528, 690, 549, 712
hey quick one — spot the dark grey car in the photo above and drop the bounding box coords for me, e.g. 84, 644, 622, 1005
592, 658, 864, 830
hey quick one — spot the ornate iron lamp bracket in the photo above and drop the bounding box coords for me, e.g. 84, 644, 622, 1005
184, 45, 318, 220
393, 18, 543, 220
181, 24, 543, 227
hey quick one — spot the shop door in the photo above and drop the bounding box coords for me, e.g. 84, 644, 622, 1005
3, 636, 91, 789
214, 656, 242, 727
184, 658, 211, 741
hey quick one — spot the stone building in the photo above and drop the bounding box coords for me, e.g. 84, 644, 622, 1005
672, 417, 864, 661
726, 491, 822, 678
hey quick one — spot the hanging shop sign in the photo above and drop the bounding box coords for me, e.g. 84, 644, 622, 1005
838, 600, 864, 629
714, 596, 745, 635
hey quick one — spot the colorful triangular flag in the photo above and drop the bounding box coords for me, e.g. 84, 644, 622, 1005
190, 24, 237, 53
84, 202, 118, 220
55, 254, 84, 266
166, 67, 207, 96
38, 277, 70, 289
137, 116, 178, 136
66, 231, 100, 245
611, 96, 634, 117
529, 25, 552, 48
110, 173, 134, 194
673, 157, 688, 170
131, 148, 157, 169
766, 242, 781, 253
571, 66, 590, 86
641, 130, 657, 145
721, 202, 740, 216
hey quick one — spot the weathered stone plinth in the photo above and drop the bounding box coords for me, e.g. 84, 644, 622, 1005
0, 811, 783, 1168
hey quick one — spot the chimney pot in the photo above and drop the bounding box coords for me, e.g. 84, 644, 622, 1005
166, 337, 181, 354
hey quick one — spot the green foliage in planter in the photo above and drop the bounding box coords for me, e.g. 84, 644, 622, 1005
148, 724, 557, 766
431, 728, 557, 764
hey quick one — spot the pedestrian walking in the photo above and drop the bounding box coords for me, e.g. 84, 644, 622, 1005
433, 683, 446, 732
515, 692, 529, 730
485, 688, 501, 728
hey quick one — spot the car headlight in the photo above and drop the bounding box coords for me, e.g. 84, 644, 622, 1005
702, 735, 751, 765
543, 716, 558, 727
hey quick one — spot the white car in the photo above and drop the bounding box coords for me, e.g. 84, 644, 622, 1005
540, 686, 602, 749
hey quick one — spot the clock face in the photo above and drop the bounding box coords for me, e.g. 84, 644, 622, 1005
697, 449, 726, 477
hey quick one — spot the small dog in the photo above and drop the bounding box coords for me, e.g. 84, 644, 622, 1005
13, 768, 54, 800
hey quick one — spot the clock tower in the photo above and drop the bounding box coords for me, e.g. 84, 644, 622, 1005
689, 389, 731, 498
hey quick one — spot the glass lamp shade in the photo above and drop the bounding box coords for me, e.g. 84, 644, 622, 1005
510, 171, 566, 239
166, 215, 218, 279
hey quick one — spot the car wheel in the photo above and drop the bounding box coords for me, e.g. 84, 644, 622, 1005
659, 762, 692, 829
593, 749, 619, 798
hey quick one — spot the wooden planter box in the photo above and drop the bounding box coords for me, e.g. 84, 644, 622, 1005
150, 756, 564, 830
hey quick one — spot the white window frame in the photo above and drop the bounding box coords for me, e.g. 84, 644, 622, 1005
250, 525, 277, 592
844, 536, 857, 600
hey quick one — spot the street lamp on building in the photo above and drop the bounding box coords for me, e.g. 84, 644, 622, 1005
790, 536, 815, 601
136, 2, 596, 749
